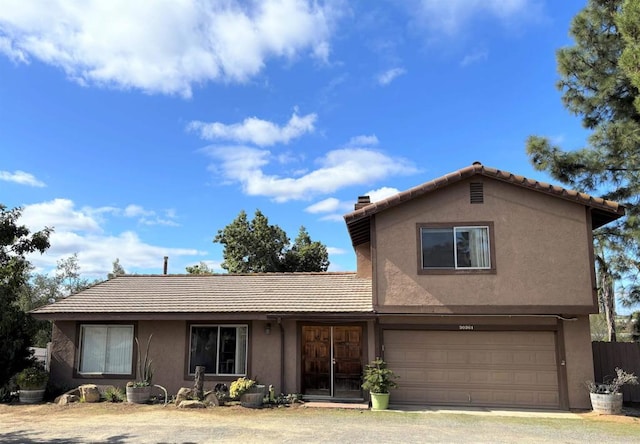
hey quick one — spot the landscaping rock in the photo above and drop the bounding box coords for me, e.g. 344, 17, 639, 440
177, 400, 206, 409
203, 390, 220, 407
79, 384, 101, 403
175, 387, 193, 406
54, 388, 81, 405
56, 394, 79, 405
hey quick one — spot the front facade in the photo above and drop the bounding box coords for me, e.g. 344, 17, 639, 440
33, 163, 624, 409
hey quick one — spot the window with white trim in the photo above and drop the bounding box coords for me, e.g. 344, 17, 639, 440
189, 325, 248, 375
79, 324, 134, 374
421, 225, 492, 270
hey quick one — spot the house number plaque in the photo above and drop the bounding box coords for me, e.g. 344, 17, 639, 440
458, 325, 474, 330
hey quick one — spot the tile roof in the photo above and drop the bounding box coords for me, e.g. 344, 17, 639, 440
344, 162, 625, 245
31, 273, 373, 319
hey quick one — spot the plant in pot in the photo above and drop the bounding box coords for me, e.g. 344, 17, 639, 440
362, 358, 398, 410
230, 377, 263, 407
587, 367, 638, 415
126, 334, 154, 403
16, 363, 49, 404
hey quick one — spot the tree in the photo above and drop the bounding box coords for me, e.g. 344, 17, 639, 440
0, 205, 51, 387
618, 0, 640, 112
185, 261, 215, 275
214, 210, 329, 273
108, 258, 126, 279
283, 226, 330, 272
526, 0, 640, 341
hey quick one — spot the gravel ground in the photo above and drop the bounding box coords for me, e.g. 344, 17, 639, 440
0, 403, 639, 444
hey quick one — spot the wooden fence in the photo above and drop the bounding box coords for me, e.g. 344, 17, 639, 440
592, 341, 640, 403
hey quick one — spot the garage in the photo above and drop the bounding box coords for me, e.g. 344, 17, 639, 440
383, 330, 561, 408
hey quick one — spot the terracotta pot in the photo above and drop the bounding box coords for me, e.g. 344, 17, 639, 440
370, 392, 390, 410
19, 389, 45, 404
126, 386, 152, 404
590, 392, 623, 415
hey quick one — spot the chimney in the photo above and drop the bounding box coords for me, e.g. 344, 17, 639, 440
355, 195, 371, 210
163, 256, 168, 275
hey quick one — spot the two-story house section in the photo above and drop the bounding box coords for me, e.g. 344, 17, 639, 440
344, 162, 624, 410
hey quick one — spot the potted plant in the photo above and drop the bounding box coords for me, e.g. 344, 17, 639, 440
126, 334, 154, 403
230, 377, 264, 407
16, 363, 49, 404
362, 358, 398, 410
587, 367, 638, 415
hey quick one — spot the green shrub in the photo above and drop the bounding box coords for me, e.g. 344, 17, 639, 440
103, 386, 125, 402
16, 364, 48, 390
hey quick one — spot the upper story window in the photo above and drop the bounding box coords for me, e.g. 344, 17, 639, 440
189, 324, 248, 376
418, 222, 495, 274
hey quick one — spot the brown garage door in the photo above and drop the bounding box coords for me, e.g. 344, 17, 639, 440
384, 330, 560, 408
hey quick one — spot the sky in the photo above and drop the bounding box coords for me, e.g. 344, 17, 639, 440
1, 0, 596, 279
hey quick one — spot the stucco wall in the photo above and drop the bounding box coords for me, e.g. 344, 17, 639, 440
49, 319, 284, 397
562, 315, 594, 409
373, 178, 595, 311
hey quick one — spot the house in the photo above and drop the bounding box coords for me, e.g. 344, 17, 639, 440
32, 163, 624, 410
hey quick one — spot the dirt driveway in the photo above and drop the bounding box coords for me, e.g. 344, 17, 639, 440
1, 403, 639, 443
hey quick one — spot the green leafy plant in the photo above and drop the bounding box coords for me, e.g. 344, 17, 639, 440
361, 358, 398, 394
16, 364, 49, 390
131, 334, 153, 387
103, 386, 125, 402
230, 377, 255, 399
587, 367, 638, 394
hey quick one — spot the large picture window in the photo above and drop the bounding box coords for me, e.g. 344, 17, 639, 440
79, 325, 134, 374
189, 325, 248, 375
420, 224, 493, 271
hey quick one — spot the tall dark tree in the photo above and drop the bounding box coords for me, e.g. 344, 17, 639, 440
526, 0, 640, 341
618, 0, 640, 112
214, 210, 329, 273
0, 205, 51, 387
284, 226, 330, 272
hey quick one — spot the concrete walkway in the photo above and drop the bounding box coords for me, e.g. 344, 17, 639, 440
304, 401, 583, 419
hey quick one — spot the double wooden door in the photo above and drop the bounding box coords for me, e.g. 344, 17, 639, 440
302, 325, 363, 398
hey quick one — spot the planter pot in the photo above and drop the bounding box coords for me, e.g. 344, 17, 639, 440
590, 392, 623, 415
240, 392, 264, 408
126, 386, 152, 404
370, 392, 390, 410
19, 389, 45, 404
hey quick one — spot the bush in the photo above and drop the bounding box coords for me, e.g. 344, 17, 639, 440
16, 364, 48, 390
103, 386, 125, 402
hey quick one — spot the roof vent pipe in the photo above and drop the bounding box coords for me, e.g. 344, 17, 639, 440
163, 256, 168, 275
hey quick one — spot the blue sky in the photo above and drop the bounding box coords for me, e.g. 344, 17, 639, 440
1, 0, 594, 278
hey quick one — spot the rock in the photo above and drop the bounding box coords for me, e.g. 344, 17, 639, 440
203, 390, 220, 407
79, 384, 101, 403
177, 400, 206, 409
175, 387, 193, 406
57, 394, 79, 405
54, 388, 80, 404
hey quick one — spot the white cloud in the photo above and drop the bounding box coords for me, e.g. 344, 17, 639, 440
123, 204, 154, 218
188, 111, 317, 146
327, 247, 347, 255
377, 67, 406, 86
460, 49, 488, 67
21, 199, 203, 277
0, 170, 46, 187
21, 199, 102, 233
346, 135, 379, 147
411, 0, 539, 35
0, 0, 337, 97
366, 186, 400, 202
204, 145, 418, 202
305, 197, 342, 214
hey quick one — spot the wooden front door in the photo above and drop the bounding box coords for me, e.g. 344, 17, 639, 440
302, 325, 363, 398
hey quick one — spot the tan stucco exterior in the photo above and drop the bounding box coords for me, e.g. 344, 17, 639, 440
373, 178, 596, 313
